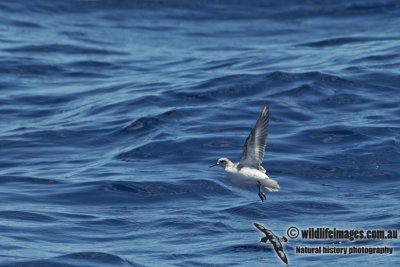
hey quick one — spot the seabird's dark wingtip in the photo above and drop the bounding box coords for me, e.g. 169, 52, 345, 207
261, 105, 269, 117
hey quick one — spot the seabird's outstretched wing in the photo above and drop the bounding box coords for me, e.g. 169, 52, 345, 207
240, 106, 269, 170
254, 222, 272, 235
269, 234, 288, 265
254, 223, 288, 265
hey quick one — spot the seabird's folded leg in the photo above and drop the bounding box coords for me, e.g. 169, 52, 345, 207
258, 182, 266, 202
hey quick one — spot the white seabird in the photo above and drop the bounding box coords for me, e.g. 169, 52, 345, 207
210, 105, 280, 202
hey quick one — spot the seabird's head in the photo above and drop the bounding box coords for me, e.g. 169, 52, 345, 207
209, 157, 232, 168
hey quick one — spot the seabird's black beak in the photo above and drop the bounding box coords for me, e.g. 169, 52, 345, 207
209, 163, 219, 168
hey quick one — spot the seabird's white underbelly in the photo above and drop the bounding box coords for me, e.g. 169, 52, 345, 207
225, 167, 267, 186
224, 166, 280, 191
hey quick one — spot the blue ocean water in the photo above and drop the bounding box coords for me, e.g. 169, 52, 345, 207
0, 0, 399, 266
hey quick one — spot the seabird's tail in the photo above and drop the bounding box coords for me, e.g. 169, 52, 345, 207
263, 178, 280, 192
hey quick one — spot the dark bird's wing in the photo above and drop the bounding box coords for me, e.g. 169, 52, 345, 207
254, 222, 269, 235
240, 106, 269, 170
270, 236, 289, 265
